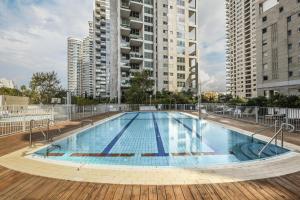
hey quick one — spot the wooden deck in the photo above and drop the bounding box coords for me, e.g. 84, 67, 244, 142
0, 112, 300, 199
0, 165, 299, 200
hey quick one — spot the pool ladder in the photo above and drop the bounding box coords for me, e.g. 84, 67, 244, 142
29, 119, 62, 147
258, 123, 294, 157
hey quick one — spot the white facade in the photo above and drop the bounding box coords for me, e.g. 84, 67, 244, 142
0, 78, 16, 89
93, 0, 200, 102
225, 0, 257, 98
67, 37, 82, 96
81, 21, 95, 97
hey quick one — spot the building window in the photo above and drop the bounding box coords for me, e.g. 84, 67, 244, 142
262, 16, 267, 22
144, 34, 153, 41
288, 57, 293, 64
163, 81, 168, 84
279, 7, 284, 13
177, 73, 185, 79
289, 71, 293, 77
163, 72, 168, 76
177, 82, 185, 87
144, 52, 153, 59
263, 76, 268, 81
144, 0, 153, 5
144, 61, 153, 68
288, 43, 293, 50
144, 43, 153, 50
287, 16, 291, 22
163, 55, 168, 59
177, 65, 185, 71
144, 16, 153, 23
177, 57, 185, 63
288, 30, 292, 36
144, 25, 153, 32
144, 7, 153, 14
262, 28, 267, 34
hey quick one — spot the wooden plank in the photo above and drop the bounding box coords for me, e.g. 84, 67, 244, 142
263, 179, 298, 200
232, 182, 263, 200
219, 183, 250, 200
164, 186, 176, 200
131, 185, 141, 200
210, 184, 231, 200
2, 176, 44, 200
86, 184, 104, 200
140, 185, 149, 200
180, 185, 195, 200
188, 185, 203, 200
148, 185, 158, 200
56, 181, 82, 199
97, 184, 110, 200
65, 182, 90, 200
157, 185, 167, 200
121, 185, 132, 200
113, 185, 125, 200
26, 178, 63, 200
272, 177, 300, 198
195, 185, 214, 200
247, 181, 277, 200
104, 184, 118, 200
172, 186, 185, 200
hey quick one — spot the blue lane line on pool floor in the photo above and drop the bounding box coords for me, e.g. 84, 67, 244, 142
152, 113, 168, 156
101, 113, 139, 154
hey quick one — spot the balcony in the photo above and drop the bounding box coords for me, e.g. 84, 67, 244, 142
121, 59, 131, 70
121, 23, 131, 36
121, 3, 130, 18
130, 53, 143, 63
130, 17, 143, 29
129, 0, 143, 12
130, 34, 143, 46
121, 42, 131, 53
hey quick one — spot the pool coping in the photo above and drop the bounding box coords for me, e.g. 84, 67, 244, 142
0, 111, 300, 185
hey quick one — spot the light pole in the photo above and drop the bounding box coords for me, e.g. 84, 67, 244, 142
198, 81, 201, 119
150, 95, 152, 105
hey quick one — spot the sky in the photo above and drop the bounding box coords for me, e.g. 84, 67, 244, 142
0, 0, 226, 92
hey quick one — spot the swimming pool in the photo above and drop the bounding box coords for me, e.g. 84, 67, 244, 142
33, 112, 289, 167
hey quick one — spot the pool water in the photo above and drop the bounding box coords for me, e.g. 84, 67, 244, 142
33, 112, 289, 167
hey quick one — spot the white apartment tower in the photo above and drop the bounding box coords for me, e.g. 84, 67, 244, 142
67, 37, 82, 95
225, 0, 257, 98
81, 21, 94, 97
93, 0, 200, 102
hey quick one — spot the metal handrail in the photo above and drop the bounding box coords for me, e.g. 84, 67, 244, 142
258, 123, 295, 157
251, 120, 278, 142
29, 120, 47, 147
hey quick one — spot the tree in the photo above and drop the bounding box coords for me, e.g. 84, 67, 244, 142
29, 71, 62, 104
125, 70, 154, 104
0, 87, 22, 96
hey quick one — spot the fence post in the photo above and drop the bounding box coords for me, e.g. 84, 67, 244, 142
255, 106, 259, 124
286, 108, 289, 125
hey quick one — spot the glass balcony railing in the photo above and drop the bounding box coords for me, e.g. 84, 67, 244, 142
130, 53, 143, 59
130, 34, 142, 40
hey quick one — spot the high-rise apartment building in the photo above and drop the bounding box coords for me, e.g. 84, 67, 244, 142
93, 0, 200, 103
225, 0, 257, 98
67, 37, 82, 95
256, 0, 300, 97
93, 0, 112, 99
81, 21, 94, 97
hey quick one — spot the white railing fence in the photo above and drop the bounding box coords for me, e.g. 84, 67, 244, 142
201, 103, 300, 132
0, 103, 300, 137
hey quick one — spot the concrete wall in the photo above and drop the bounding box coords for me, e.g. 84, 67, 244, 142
0, 95, 29, 106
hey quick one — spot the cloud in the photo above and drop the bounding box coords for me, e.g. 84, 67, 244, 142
198, 0, 226, 92
0, 0, 93, 87
0, 0, 227, 92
